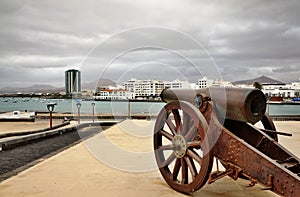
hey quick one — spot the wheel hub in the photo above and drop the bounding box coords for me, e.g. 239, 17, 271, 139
172, 135, 187, 158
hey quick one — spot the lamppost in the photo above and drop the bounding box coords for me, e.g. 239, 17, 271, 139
91, 102, 95, 123
46, 103, 57, 130
76, 102, 81, 124
128, 100, 131, 119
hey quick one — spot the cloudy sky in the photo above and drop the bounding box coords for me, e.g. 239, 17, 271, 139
0, 0, 300, 88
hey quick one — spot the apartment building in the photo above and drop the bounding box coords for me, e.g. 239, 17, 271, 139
212, 79, 234, 87
94, 89, 132, 100
195, 77, 213, 88
163, 79, 190, 89
124, 78, 164, 99
263, 84, 296, 98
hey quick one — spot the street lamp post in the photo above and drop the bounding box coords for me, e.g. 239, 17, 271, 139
76, 102, 81, 124
91, 102, 95, 123
46, 103, 57, 130
128, 100, 131, 119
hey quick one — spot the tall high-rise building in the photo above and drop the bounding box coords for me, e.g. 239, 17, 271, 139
65, 69, 81, 98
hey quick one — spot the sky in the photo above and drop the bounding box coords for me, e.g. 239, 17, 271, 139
0, 0, 300, 88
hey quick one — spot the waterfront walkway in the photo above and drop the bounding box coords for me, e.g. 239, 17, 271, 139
0, 120, 299, 196
0, 120, 65, 134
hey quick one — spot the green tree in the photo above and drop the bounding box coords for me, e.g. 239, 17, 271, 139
253, 82, 263, 90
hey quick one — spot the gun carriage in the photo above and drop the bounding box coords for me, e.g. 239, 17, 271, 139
153, 87, 300, 196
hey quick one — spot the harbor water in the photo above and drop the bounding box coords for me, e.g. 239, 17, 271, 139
0, 97, 164, 115
0, 97, 299, 116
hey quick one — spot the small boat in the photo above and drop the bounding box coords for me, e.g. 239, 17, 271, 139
39, 99, 47, 103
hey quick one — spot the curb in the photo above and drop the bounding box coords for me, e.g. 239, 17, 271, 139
0, 121, 119, 151
0, 121, 71, 139
36, 114, 157, 120
270, 115, 300, 121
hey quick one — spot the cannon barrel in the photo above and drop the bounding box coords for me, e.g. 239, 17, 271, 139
160, 87, 266, 124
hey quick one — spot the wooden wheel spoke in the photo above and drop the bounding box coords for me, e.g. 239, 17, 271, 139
172, 109, 181, 127
172, 158, 181, 181
186, 149, 202, 165
182, 112, 190, 136
158, 144, 176, 151
161, 153, 176, 167
187, 141, 202, 149
181, 158, 189, 184
159, 129, 174, 141
184, 156, 198, 180
184, 123, 197, 141
166, 119, 177, 135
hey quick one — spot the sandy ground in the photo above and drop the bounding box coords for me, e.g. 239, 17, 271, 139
0, 120, 299, 196
0, 120, 65, 134
272, 121, 300, 158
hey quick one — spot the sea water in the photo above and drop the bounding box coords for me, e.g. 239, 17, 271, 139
0, 97, 299, 116
0, 97, 164, 114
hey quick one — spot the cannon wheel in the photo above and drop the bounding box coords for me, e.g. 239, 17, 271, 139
261, 114, 278, 141
154, 101, 213, 194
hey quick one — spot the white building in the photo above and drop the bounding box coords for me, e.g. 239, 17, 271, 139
195, 77, 214, 88
291, 82, 300, 97
233, 80, 299, 98
124, 78, 164, 99
234, 82, 254, 88
263, 84, 295, 98
123, 78, 191, 99
94, 89, 132, 100
193, 77, 233, 88
212, 79, 234, 87
163, 79, 191, 89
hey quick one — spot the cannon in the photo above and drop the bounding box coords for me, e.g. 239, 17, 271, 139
153, 87, 300, 196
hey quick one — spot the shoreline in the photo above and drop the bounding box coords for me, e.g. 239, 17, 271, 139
268, 115, 300, 121
1, 111, 299, 121
36, 113, 300, 121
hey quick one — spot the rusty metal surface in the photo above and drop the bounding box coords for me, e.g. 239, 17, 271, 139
261, 114, 278, 141
155, 88, 299, 196
153, 101, 213, 194
160, 87, 266, 124
205, 102, 300, 197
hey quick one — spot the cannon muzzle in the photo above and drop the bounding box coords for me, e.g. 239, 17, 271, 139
160, 87, 266, 124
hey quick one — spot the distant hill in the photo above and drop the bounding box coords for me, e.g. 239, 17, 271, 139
27, 84, 57, 90
232, 75, 285, 85
0, 84, 59, 93
82, 79, 116, 90
0, 78, 116, 93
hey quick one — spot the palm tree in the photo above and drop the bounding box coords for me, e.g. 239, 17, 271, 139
253, 82, 263, 90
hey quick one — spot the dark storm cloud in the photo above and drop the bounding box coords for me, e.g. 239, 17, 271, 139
273, 64, 300, 73
0, 0, 300, 88
79, 27, 221, 85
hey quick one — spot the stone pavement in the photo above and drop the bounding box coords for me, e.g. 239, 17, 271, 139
0, 120, 299, 196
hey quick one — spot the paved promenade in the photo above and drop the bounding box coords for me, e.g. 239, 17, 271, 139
0, 120, 65, 134
0, 120, 299, 196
